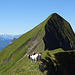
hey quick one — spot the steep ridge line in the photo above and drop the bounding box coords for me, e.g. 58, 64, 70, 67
13, 28, 43, 64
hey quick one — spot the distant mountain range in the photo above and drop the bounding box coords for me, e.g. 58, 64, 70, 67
0, 34, 21, 50
0, 33, 21, 39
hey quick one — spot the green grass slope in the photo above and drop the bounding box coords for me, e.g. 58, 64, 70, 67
0, 12, 50, 75
0, 13, 75, 75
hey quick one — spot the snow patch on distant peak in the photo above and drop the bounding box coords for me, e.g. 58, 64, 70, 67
0, 33, 5, 35
0, 33, 21, 39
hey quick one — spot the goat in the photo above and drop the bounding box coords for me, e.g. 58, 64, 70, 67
37, 53, 42, 61
27, 52, 42, 63
33, 52, 37, 55
27, 53, 38, 63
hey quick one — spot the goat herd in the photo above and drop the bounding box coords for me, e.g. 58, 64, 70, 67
27, 52, 42, 63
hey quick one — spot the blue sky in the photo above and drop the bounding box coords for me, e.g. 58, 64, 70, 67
0, 0, 75, 35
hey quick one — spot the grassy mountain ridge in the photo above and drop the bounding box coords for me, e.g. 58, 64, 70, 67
0, 13, 75, 75
43, 13, 75, 50
0, 13, 50, 74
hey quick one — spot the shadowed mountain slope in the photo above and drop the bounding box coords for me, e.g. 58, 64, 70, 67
0, 13, 75, 75
43, 13, 75, 50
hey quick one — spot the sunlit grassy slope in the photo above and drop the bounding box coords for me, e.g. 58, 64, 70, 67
0, 13, 52, 75
0, 13, 75, 75
0, 48, 64, 75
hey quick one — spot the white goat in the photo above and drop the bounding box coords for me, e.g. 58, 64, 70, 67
27, 53, 42, 63
37, 53, 42, 60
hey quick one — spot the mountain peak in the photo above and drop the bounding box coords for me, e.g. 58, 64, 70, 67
43, 13, 75, 50
51, 13, 58, 15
